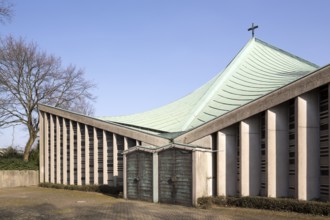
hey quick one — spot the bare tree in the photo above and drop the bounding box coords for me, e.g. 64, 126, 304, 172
0, 36, 96, 161
0, 0, 13, 24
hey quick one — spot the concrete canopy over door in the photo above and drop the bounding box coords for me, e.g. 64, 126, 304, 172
158, 148, 192, 206
126, 151, 153, 202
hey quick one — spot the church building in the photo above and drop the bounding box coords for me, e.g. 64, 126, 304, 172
38, 38, 330, 206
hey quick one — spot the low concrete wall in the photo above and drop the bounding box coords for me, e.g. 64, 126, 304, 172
0, 170, 39, 188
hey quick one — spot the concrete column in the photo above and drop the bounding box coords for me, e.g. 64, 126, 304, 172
50, 114, 55, 183
39, 112, 45, 183
69, 120, 74, 185
93, 127, 98, 185
192, 151, 211, 206
62, 118, 67, 185
297, 91, 320, 200
124, 137, 128, 150
217, 126, 237, 196
85, 125, 90, 185
136, 140, 140, 146
240, 116, 261, 196
103, 130, 108, 184
153, 153, 159, 203
123, 154, 127, 199
56, 116, 61, 184
77, 123, 82, 185
328, 84, 330, 202
191, 135, 213, 196
113, 133, 118, 186
44, 114, 49, 182
192, 151, 197, 206
266, 104, 289, 198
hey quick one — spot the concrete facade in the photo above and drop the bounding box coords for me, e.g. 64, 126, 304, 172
39, 65, 330, 206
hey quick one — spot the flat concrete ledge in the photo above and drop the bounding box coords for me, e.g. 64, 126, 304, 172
0, 170, 39, 188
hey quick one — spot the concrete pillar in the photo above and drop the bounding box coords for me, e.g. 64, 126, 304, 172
85, 125, 90, 185
136, 140, 140, 146
192, 151, 197, 206
192, 151, 211, 206
153, 153, 159, 203
240, 116, 261, 196
56, 116, 61, 184
62, 118, 67, 185
123, 136, 131, 192
297, 91, 320, 200
267, 104, 289, 198
124, 137, 128, 150
191, 135, 213, 196
93, 127, 98, 185
77, 123, 82, 185
103, 130, 108, 184
44, 114, 49, 183
123, 154, 127, 199
39, 111, 45, 183
328, 84, 330, 202
69, 120, 74, 185
113, 133, 118, 186
217, 126, 237, 196
50, 114, 55, 183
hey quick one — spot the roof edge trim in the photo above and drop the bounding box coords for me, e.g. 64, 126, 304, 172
38, 104, 171, 146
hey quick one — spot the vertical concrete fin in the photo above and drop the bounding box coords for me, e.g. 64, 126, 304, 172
124, 137, 128, 150
103, 130, 108, 184
217, 127, 237, 197
123, 154, 127, 199
50, 114, 55, 183
39, 111, 45, 183
93, 127, 98, 184
297, 91, 320, 200
69, 120, 74, 185
113, 133, 118, 177
240, 116, 261, 196
56, 116, 61, 184
85, 125, 90, 185
62, 118, 67, 185
77, 123, 82, 185
153, 153, 159, 203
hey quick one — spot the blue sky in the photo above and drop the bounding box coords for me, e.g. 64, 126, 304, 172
1, 0, 330, 148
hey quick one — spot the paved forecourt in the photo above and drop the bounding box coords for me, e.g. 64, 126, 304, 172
0, 187, 327, 220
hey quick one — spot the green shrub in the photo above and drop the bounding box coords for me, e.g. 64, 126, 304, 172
0, 146, 39, 170
197, 197, 213, 209
0, 158, 39, 170
1, 147, 22, 159
39, 183, 122, 196
197, 196, 330, 216
29, 147, 39, 166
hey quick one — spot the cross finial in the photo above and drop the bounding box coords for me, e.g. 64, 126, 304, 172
248, 23, 258, 38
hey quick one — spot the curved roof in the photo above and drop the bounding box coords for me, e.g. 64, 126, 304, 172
100, 38, 318, 133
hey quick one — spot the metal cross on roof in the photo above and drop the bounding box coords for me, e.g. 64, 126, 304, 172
248, 23, 258, 38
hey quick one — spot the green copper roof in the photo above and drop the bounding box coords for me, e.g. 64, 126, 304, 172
100, 38, 318, 133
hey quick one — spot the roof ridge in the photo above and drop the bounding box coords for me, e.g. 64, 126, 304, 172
180, 38, 256, 131
255, 38, 319, 68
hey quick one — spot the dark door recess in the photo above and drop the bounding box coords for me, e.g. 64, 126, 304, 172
159, 148, 192, 206
126, 151, 153, 201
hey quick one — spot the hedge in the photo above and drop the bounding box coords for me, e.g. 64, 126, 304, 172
0, 147, 39, 170
39, 183, 123, 197
0, 158, 38, 170
197, 196, 330, 216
